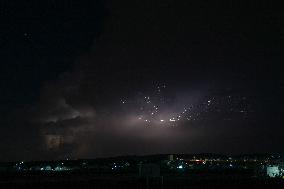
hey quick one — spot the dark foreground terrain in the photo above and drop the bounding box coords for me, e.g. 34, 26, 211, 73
0, 173, 283, 189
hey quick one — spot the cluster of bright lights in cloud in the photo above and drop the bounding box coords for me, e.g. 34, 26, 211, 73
119, 83, 251, 127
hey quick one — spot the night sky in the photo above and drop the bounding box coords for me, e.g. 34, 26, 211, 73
0, 1, 283, 161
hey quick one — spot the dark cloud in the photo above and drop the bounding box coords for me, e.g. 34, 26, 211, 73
1, 1, 283, 160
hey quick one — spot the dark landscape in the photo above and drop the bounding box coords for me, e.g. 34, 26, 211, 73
1, 154, 284, 188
